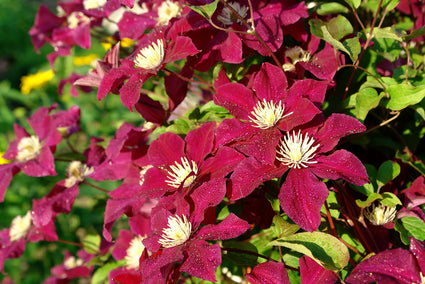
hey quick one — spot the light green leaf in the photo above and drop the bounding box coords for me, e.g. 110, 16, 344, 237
383, 0, 400, 10
376, 161, 401, 188
83, 234, 101, 254
271, 215, 300, 237
380, 192, 402, 207
400, 217, 425, 241
403, 26, 425, 41
268, 232, 349, 271
356, 192, 382, 208
91, 261, 125, 284
372, 27, 402, 42
317, 2, 350, 15
355, 88, 384, 121
189, 0, 219, 19
327, 15, 354, 40
321, 25, 350, 54
344, 0, 361, 8
385, 84, 425, 110
343, 37, 361, 62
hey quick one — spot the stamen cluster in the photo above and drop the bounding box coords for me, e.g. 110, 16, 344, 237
134, 39, 165, 70
166, 157, 198, 188
158, 215, 192, 248
277, 131, 319, 169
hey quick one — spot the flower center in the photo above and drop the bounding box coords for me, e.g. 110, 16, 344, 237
217, 2, 249, 26
166, 157, 198, 188
282, 46, 312, 71
65, 161, 94, 188
9, 212, 32, 242
364, 202, 397, 226
67, 12, 90, 29
64, 256, 84, 269
157, 0, 182, 26
248, 99, 290, 129
139, 165, 153, 186
16, 135, 43, 163
276, 130, 319, 169
134, 39, 165, 70
158, 215, 191, 248
125, 235, 146, 270
83, 0, 106, 10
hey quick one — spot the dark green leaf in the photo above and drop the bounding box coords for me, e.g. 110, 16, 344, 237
400, 217, 425, 241
403, 26, 425, 41
376, 161, 401, 188
343, 37, 361, 62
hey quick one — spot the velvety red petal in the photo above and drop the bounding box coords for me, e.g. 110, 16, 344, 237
148, 132, 185, 166
214, 83, 257, 120
195, 213, 250, 240
253, 63, 288, 102
186, 122, 215, 164
300, 256, 338, 284
279, 169, 329, 232
246, 262, 290, 284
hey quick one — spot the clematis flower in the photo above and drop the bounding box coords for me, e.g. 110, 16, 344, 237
0, 105, 80, 202
246, 262, 290, 284
140, 202, 251, 282
215, 63, 324, 164
229, 113, 369, 231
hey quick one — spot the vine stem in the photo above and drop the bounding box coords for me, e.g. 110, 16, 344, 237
338, 64, 387, 92
163, 68, 213, 88
83, 180, 109, 193
56, 239, 84, 248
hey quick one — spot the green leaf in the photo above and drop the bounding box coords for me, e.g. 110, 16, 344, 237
400, 217, 425, 241
343, 37, 361, 62
222, 241, 258, 266
380, 192, 402, 207
321, 25, 350, 54
372, 27, 402, 42
394, 219, 411, 245
317, 2, 349, 15
376, 161, 401, 188
385, 84, 425, 110
268, 232, 349, 271
83, 234, 101, 254
344, 0, 361, 8
189, 0, 218, 19
327, 15, 354, 40
383, 0, 400, 10
355, 88, 384, 121
91, 261, 125, 284
403, 26, 425, 41
352, 164, 377, 195
271, 215, 300, 237
356, 192, 382, 208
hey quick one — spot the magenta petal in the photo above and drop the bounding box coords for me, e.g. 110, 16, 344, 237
253, 63, 288, 102
186, 122, 215, 164
181, 240, 221, 282
98, 68, 128, 100
220, 32, 243, 64
120, 73, 149, 110
195, 213, 250, 240
165, 36, 199, 63
200, 146, 245, 181
215, 118, 256, 147
300, 256, 338, 284
0, 164, 15, 202
409, 237, 425, 274
279, 169, 329, 232
287, 79, 328, 105
141, 246, 184, 282
20, 147, 56, 177
214, 83, 257, 120
315, 114, 366, 153
312, 150, 369, 186
148, 132, 185, 166
246, 262, 290, 284
346, 248, 421, 284
278, 97, 321, 131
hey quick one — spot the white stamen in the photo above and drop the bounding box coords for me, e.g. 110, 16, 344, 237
83, 0, 106, 10
157, 0, 182, 26
134, 39, 165, 70
139, 165, 153, 186
217, 2, 249, 26
364, 203, 397, 226
65, 161, 94, 188
16, 136, 43, 163
67, 12, 90, 29
248, 99, 291, 129
276, 130, 319, 169
64, 256, 84, 269
125, 235, 146, 270
285, 46, 312, 65
9, 212, 32, 242
158, 215, 191, 248
166, 157, 198, 188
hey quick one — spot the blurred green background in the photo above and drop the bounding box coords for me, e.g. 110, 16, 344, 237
0, 0, 142, 282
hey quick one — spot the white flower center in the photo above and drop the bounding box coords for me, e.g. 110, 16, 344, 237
276, 130, 319, 169
16, 136, 43, 163
157, 0, 182, 26
158, 215, 191, 248
217, 2, 249, 26
125, 235, 146, 270
9, 212, 32, 242
139, 165, 153, 186
83, 0, 106, 10
364, 203, 397, 226
285, 46, 312, 64
134, 39, 165, 70
65, 161, 94, 188
248, 99, 291, 129
166, 157, 198, 188
64, 256, 84, 269
67, 12, 90, 29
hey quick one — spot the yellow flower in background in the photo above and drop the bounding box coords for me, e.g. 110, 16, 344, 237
101, 37, 134, 50
73, 54, 99, 66
20, 69, 54, 95
0, 152, 11, 165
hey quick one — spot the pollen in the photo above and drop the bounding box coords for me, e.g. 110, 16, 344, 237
158, 215, 191, 248
217, 2, 249, 26
364, 202, 397, 226
83, 0, 106, 10
16, 135, 43, 163
248, 99, 290, 129
276, 130, 319, 169
65, 161, 94, 188
125, 235, 146, 270
9, 212, 32, 242
157, 0, 182, 26
134, 39, 165, 70
166, 157, 198, 188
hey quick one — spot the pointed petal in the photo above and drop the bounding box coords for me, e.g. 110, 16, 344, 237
287, 79, 328, 105
165, 36, 199, 63
214, 83, 256, 120
186, 122, 215, 164
148, 132, 185, 166
253, 63, 288, 102
246, 262, 290, 284
300, 256, 338, 284
195, 213, 250, 240
279, 169, 329, 232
